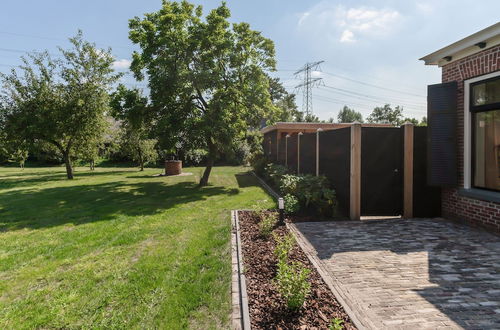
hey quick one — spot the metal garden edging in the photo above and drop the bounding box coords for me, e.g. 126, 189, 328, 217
231, 210, 251, 330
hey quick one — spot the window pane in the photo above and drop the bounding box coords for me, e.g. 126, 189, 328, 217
472, 78, 500, 106
473, 109, 500, 191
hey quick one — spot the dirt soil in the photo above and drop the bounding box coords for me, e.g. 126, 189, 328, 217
238, 210, 356, 330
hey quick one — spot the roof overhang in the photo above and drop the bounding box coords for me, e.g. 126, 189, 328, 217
420, 22, 500, 67
260, 122, 392, 134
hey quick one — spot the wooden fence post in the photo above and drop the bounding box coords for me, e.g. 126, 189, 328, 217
297, 132, 303, 174
316, 128, 322, 176
350, 123, 361, 220
276, 132, 280, 162
285, 134, 289, 167
403, 123, 414, 218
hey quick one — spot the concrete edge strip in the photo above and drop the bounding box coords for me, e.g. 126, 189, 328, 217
287, 222, 378, 330
231, 210, 252, 330
250, 171, 280, 200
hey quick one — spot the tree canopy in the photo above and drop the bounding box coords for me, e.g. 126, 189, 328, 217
367, 104, 404, 126
0, 32, 120, 178
129, 1, 278, 185
110, 84, 158, 171
337, 106, 364, 123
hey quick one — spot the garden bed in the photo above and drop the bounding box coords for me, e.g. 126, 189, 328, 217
238, 210, 356, 329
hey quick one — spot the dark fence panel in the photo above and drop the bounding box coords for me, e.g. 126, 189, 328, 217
286, 134, 298, 174
277, 136, 286, 165
263, 131, 277, 161
361, 127, 403, 216
299, 133, 316, 175
413, 126, 441, 217
319, 127, 351, 216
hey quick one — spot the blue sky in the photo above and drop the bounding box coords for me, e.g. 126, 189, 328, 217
1, 0, 499, 121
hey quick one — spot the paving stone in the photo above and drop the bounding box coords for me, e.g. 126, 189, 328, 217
293, 218, 500, 329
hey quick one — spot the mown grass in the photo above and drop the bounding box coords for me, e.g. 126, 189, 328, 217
0, 166, 274, 329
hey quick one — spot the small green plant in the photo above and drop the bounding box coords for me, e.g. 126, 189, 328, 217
275, 261, 311, 310
283, 194, 300, 214
329, 317, 344, 330
259, 212, 277, 237
273, 233, 295, 263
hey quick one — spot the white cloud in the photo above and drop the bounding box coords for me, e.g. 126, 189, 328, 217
112, 59, 131, 70
297, 3, 401, 44
311, 70, 323, 77
340, 30, 355, 43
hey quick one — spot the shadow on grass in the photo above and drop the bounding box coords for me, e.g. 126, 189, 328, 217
0, 170, 137, 190
0, 180, 237, 232
235, 172, 260, 188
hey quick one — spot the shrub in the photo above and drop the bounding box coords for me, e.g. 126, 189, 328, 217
273, 233, 295, 263
295, 175, 338, 216
249, 152, 267, 177
329, 318, 344, 330
261, 161, 338, 217
279, 174, 302, 196
283, 194, 300, 214
264, 163, 288, 188
259, 212, 277, 237
275, 261, 311, 310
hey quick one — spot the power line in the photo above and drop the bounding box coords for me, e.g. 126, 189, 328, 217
320, 85, 426, 108
321, 71, 425, 97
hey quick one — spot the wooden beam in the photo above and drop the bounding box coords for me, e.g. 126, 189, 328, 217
297, 132, 303, 174
350, 123, 361, 220
316, 128, 322, 176
403, 123, 414, 218
276, 130, 281, 161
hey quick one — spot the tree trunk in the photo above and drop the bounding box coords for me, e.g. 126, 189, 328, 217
138, 147, 144, 171
199, 141, 216, 186
64, 152, 74, 179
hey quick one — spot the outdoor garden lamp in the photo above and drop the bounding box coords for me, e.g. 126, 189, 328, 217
278, 197, 284, 224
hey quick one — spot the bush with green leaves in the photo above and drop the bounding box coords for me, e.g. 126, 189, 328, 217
275, 260, 311, 310
249, 152, 268, 177
295, 175, 337, 216
264, 163, 288, 188
273, 233, 295, 263
283, 194, 300, 214
259, 212, 277, 237
279, 174, 302, 196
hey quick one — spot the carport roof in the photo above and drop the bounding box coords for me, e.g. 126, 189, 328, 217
260, 122, 393, 134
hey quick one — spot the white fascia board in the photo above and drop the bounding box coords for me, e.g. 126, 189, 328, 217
420, 22, 500, 66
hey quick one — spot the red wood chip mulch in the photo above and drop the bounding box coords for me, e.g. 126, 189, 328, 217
238, 210, 356, 330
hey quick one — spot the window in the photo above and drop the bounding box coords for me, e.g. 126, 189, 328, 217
471, 77, 500, 192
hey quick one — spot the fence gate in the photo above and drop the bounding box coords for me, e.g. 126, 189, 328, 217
361, 127, 403, 216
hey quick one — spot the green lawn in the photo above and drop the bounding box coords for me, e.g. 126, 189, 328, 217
0, 166, 273, 329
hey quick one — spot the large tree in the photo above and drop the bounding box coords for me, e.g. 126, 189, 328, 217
337, 105, 363, 123
367, 104, 404, 126
0, 32, 120, 179
269, 77, 300, 122
129, 1, 278, 185
110, 84, 158, 171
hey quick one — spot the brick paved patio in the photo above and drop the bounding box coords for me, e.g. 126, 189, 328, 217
290, 218, 500, 329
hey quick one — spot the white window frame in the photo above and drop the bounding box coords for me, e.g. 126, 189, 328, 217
463, 70, 500, 190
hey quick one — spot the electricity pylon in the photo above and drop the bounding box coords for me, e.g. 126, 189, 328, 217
294, 61, 324, 116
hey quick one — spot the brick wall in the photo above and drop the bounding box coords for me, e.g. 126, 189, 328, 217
441, 45, 500, 230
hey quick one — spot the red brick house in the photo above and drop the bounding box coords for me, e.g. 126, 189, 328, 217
421, 22, 500, 231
